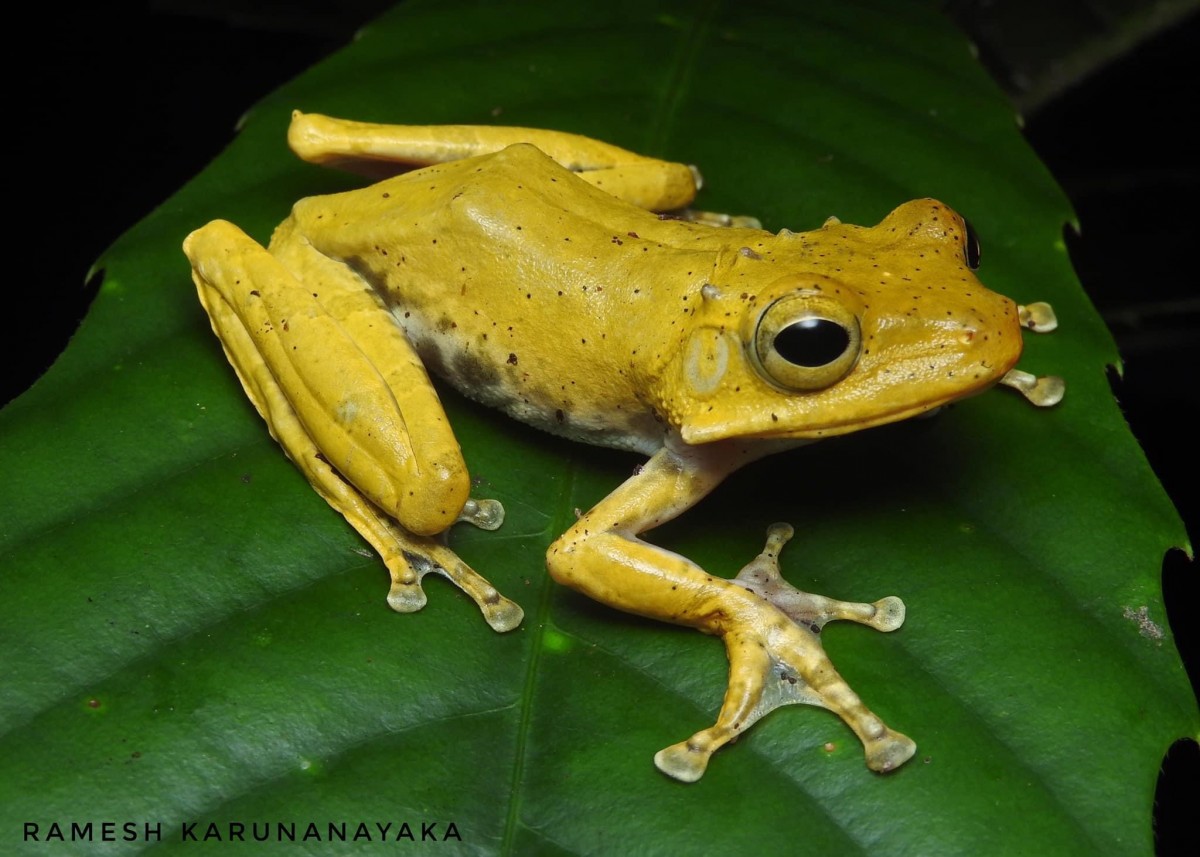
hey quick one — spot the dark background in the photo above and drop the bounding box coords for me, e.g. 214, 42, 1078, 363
14, 2, 1196, 853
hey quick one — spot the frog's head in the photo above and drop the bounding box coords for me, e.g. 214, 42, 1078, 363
663, 199, 1061, 444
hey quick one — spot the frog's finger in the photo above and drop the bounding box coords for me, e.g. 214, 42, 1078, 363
999, 369, 1066, 407
1000, 303, 1062, 405
1018, 301, 1058, 332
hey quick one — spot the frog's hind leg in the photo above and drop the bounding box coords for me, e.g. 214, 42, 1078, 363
289, 437, 522, 633
184, 220, 522, 632
287, 111, 700, 212
655, 524, 913, 782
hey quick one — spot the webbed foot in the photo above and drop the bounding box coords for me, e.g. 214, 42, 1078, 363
654, 523, 915, 782
384, 537, 523, 633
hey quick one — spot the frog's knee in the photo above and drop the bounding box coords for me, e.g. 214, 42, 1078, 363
374, 455, 471, 537
182, 218, 238, 260
395, 481, 471, 537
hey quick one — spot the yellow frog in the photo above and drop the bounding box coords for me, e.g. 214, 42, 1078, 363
184, 113, 1062, 782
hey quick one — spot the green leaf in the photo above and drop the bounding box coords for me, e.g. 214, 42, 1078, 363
3, 1, 1194, 855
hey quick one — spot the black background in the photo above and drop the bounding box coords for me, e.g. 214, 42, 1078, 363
14, 4, 1196, 854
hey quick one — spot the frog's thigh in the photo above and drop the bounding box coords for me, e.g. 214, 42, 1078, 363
288, 111, 698, 211
184, 221, 521, 632
187, 220, 467, 533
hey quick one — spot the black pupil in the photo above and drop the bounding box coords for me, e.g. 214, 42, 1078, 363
963, 218, 981, 269
773, 318, 849, 367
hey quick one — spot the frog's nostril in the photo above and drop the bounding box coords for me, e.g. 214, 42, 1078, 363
958, 329, 976, 344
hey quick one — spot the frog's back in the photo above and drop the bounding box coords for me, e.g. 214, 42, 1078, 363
282, 144, 727, 453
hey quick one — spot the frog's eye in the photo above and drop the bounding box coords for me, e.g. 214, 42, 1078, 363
752, 293, 862, 390
963, 218, 981, 269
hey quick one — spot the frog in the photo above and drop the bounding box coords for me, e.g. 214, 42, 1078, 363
184, 112, 1063, 783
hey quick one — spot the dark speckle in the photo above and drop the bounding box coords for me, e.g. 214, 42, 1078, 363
453, 351, 502, 390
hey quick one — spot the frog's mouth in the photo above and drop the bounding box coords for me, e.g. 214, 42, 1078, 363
783, 360, 1061, 441
681, 360, 1065, 444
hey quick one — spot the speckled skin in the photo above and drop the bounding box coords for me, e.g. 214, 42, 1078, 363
184, 114, 1044, 782
273, 144, 1022, 452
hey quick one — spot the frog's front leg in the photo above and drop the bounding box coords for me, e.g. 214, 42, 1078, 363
546, 442, 914, 781
184, 220, 522, 632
